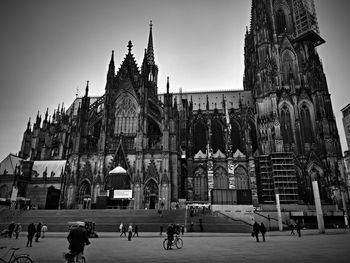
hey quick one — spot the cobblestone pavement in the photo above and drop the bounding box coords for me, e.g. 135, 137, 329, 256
0, 230, 349, 263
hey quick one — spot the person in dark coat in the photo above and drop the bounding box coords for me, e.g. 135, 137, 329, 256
166, 224, 175, 249
27, 222, 36, 247
260, 222, 266, 242
8, 221, 15, 238
295, 220, 302, 237
133, 225, 138, 237
253, 221, 260, 242
290, 223, 295, 235
35, 222, 42, 242
67, 224, 90, 261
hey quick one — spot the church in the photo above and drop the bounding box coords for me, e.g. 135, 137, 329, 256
3, 0, 343, 210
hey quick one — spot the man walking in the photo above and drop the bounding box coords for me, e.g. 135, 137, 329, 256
253, 221, 260, 242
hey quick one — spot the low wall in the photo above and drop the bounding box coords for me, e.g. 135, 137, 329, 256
211, 204, 254, 225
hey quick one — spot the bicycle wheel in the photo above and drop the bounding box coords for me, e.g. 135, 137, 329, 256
163, 238, 168, 250
11, 255, 33, 263
175, 237, 183, 249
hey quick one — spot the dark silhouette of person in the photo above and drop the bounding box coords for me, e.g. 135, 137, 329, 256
260, 222, 266, 242
35, 222, 42, 242
133, 225, 138, 237
67, 223, 90, 261
27, 222, 36, 247
253, 221, 260, 242
8, 221, 15, 238
127, 224, 133, 241
199, 219, 204, 232
14, 223, 22, 239
181, 224, 185, 235
160, 225, 163, 236
295, 220, 302, 237
120, 225, 126, 237
166, 224, 175, 250
290, 223, 295, 235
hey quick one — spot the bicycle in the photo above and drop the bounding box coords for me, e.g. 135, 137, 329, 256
0, 246, 33, 263
163, 235, 183, 250
62, 251, 86, 263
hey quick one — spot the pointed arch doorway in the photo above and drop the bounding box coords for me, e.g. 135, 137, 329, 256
78, 180, 91, 209
144, 179, 158, 209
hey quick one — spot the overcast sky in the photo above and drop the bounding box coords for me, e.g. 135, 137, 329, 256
0, 0, 349, 161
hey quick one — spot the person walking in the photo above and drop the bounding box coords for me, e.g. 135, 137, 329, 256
41, 224, 48, 238
8, 221, 15, 238
253, 221, 260, 242
181, 224, 185, 235
295, 220, 302, 237
160, 225, 163, 236
119, 222, 123, 235
26, 222, 36, 247
133, 225, 138, 237
120, 223, 126, 237
35, 222, 42, 242
127, 224, 133, 241
67, 222, 91, 262
290, 223, 295, 235
260, 222, 266, 242
14, 223, 22, 239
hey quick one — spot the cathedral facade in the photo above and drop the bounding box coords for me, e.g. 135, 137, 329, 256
17, 0, 343, 210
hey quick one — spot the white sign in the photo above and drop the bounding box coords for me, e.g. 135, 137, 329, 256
113, 189, 132, 199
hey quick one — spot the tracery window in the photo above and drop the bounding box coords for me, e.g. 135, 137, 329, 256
211, 119, 225, 153
280, 105, 293, 144
276, 9, 287, 34
193, 167, 208, 201
114, 96, 138, 135
300, 104, 313, 143
193, 121, 207, 154
235, 166, 249, 189
231, 120, 242, 153
214, 167, 228, 189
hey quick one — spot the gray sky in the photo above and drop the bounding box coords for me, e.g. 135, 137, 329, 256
0, 0, 349, 161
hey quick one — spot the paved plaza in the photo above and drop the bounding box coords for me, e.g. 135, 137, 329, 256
1, 230, 350, 263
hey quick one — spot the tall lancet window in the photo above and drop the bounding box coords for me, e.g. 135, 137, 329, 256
276, 9, 287, 34
211, 119, 225, 153
300, 104, 313, 143
280, 105, 293, 144
231, 120, 242, 153
114, 95, 138, 135
193, 120, 207, 154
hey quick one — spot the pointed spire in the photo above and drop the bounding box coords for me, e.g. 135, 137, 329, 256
127, 40, 133, 54
27, 117, 31, 131
166, 76, 170, 94
61, 103, 64, 114
45, 108, 48, 122
85, 80, 89, 97
36, 111, 40, 124
206, 95, 209, 110
147, 20, 155, 65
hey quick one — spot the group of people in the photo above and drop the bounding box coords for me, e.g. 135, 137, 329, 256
290, 220, 302, 237
5, 221, 22, 239
119, 223, 138, 241
252, 221, 267, 242
26, 221, 47, 247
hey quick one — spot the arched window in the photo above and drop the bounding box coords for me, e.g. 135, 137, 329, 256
276, 9, 287, 34
115, 95, 138, 135
193, 167, 208, 201
231, 120, 242, 153
300, 104, 313, 143
214, 167, 228, 189
282, 51, 295, 84
193, 121, 207, 154
280, 105, 293, 144
211, 119, 225, 153
235, 166, 249, 189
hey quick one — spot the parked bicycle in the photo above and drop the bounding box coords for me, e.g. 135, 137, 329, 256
163, 234, 183, 250
62, 251, 86, 263
0, 246, 33, 263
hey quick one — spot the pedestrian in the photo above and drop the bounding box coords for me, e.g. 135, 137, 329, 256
295, 220, 302, 237
8, 221, 15, 238
253, 221, 260, 242
290, 223, 295, 235
120, 224, 126, 237
199, 219, 204, 232
41, 224, 48, 238
260, 222, 266, 242
119, 222, 123, 236
27, 222, 36, 247
14, 223, 22, 239
181, 224, 185, 235
160, 225, 163, 236
133, 225, 138, 237
190, 221, 194, 232
127, 223, 133, 241
35, 222, 42, 242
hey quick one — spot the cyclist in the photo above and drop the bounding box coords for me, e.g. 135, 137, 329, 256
166, 224, 175, 249
67, 222, 90, 262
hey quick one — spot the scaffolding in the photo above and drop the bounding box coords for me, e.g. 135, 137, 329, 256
292, 0, 325, 46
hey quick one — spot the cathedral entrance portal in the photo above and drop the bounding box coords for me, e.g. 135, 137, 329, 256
78, 180, 91, 209
144, 179, 158, 209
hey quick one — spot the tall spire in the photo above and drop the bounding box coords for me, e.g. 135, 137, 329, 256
147, 20, 155, 65
85, 80, 89, 97
45, 108, 48, 122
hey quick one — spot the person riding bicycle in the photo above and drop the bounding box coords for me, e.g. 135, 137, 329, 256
67, 222, 90, 262
166, 224, 175, 249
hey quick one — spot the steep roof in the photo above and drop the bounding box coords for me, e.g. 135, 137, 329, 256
0, 154, 23, 175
